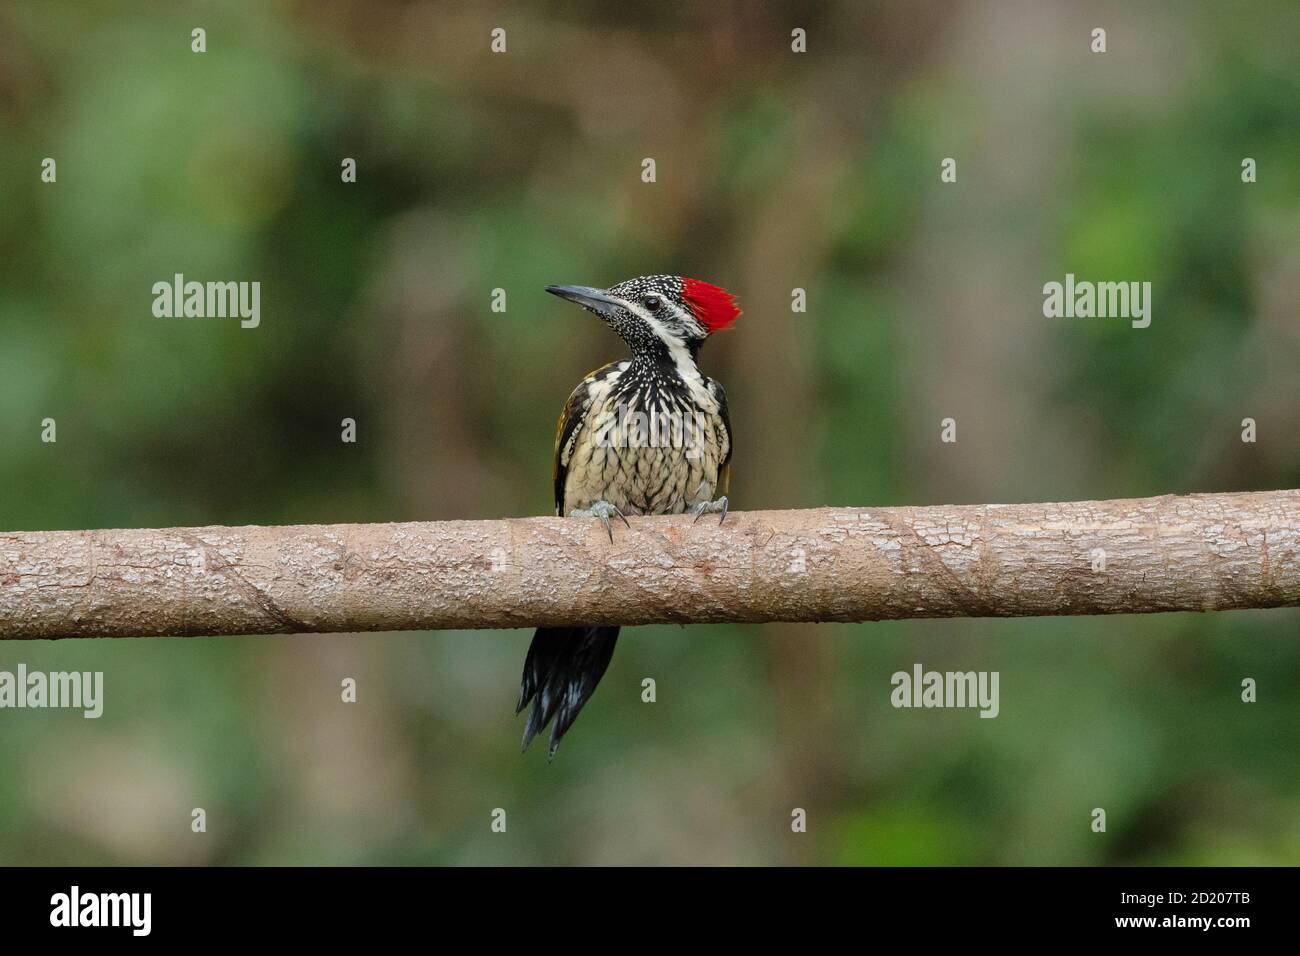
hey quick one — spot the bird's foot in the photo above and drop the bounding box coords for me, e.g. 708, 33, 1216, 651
569, 500, 631, 542
691, 495, 729, 525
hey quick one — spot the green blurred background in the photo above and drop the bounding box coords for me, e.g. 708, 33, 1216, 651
1, 0, 1298, 865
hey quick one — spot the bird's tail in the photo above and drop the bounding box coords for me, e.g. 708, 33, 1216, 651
517, 626, 620, 758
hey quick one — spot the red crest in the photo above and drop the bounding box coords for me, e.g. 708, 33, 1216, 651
682, 278, 741, 332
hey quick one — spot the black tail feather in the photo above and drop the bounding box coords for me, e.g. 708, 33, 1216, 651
518, 626, 619, 757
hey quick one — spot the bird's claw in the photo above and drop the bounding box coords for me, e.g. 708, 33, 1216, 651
691, 495, 729, 525
570, 501, 630, 542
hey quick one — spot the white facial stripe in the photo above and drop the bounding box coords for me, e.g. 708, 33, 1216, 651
616, 297, 706, 343
666, 299, 707, 337
612, 296, 670, 341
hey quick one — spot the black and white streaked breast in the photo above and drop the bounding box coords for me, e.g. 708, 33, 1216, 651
559, 358, 729, 517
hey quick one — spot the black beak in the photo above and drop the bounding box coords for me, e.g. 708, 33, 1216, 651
546, 284, 622, 318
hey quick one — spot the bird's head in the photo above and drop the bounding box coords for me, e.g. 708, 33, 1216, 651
546, 275, 741, 359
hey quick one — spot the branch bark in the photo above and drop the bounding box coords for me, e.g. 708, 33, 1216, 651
2, 490, 1297, 640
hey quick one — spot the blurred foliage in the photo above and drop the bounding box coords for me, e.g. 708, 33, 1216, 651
0, 0, 1297, 865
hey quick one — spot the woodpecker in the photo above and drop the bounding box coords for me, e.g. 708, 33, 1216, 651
517, 275, 741, 757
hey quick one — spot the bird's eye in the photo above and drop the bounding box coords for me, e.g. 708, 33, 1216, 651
644, 296, 662, 312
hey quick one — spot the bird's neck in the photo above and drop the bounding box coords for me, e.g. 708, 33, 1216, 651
630, 338, 702, 382
623, 340, 713, 410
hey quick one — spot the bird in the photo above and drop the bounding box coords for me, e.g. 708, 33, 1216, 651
517, 275, 741, 757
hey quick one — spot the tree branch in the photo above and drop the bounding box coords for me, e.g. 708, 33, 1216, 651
2, 490, 1297, 640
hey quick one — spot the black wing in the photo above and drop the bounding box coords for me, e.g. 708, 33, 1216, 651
707, 376, 733, 496
553, 362, 622, 516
